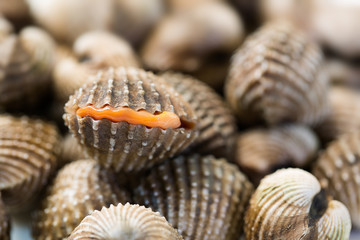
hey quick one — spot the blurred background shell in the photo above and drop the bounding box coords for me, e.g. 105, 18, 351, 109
133, 154, 253, 240
245, 168, 351, 239
0, 0, 31, 27
325, 59, 360, 89
0, 24, 55, 111
234, 124, 319, 184
58, 134, 86, 167
64, 67, 198, 172
313, 132, 360, 228
225, 21, 329, 126
0, 196, 10, 240
33, 159, 131, 240
161, 72, 237, 159
68, 203, 183, 240
315, 86, 360, 144
0, 115, 60, 213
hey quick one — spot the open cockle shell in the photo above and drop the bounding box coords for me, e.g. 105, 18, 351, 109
0, 115, 60, 213
0, 195, 10, 240
68, 203, 183, 240
33, 159, 131, 240
313, 132, 360, 228
235, 124, 319, 184
245, 168, 351, 240
64, 67, 198, 172
133, 154, 253, 240
161, 72, 237, 159
225, 21, 329, 126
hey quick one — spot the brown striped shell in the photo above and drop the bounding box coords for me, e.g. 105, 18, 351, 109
64, 67, 198, 172
313, 132, 360, 228
0, 115, 60, 213
133, 154, 253, 240
0, 196, 10, 240
315, 87, 360, 144
0, 26, 55, 110
245, 168, 351, 240
235, 124, 319, 184
58, 134, 86, 167
33, 159, 131, 240
68, 203, 183, 240
225, 21, 329, 126
161, 72, 237, 159
141, 1, 243, 72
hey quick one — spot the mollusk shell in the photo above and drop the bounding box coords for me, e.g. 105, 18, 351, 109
58, 134, 86, 167
161, 72, 237, 159
235, 124, 318, 184
33, 159, 131, 240
133, 154, 253, 240
0, 115, 60, 213
68, 203, 183, 240
245, 168, 351, 239
0, 196, 10, 240
64, 67, 198, 172
225, 21, 329, 126
313, 132, 360, 228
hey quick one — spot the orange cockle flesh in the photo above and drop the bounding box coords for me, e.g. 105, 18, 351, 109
76, 105, 181, 129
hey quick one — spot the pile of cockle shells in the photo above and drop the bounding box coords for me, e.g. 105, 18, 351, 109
1, 0, 360, 240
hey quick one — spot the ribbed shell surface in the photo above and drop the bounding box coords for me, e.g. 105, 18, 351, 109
0, 196, 10, 240
64, 67, 198, 172
161, 72, 237, 159
245, 168, 351, 240
315, 87, 360, 143
313, 132, 360, 228
225, 21, 329, 126
68, 203, 183, 240
0, 115, 60, 213
59, 134, 86, 167
235, 124, 319, 184
33, 159, 131, 240
133, 154, 253, 240
0, 26, 55, 109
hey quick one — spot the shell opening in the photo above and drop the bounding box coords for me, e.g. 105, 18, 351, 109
309, 188, 328, 226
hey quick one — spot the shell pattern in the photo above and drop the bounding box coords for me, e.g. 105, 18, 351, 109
161, 72, 237, 159
225, 21, 329, 126
133, 154, 253, 240
33, 159, 131, 240
0, 115, 60, 213
68, 203, 183, 240
235, 124, 319, 184
245, 168, 351, 240
64, 67, 198, 172
313, 132, 360, 228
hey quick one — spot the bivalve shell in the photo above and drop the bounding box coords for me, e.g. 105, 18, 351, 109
313, 132, 360, 228
64, 67, 198, 172
133, 154, 253, 240
68, 203, 183, 240
33, 159, 131, 240
58, 134, 86, 167
0, 115, 60, 213
0, 195, 10, 240
245, 168, 351, 240
225, 21, 329, 126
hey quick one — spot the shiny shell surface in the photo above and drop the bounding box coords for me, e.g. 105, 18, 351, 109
235, 124, 319, 184
68, 203, 183, 240
245, 168, 351, 240
225, 21, 329, 126
33, 159, 130, 240
0, 115, 60, 213
64, 67, 198, 172
133, 154, 253, 240
313, 132, 360, 228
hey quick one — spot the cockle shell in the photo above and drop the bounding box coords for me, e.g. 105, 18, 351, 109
0, 0, 30, 23
225, 21, 329, 126
325, 59, 360, 89
0, 25, 55, 110
235, 124, 319, 184
0, 196, 10, 240
68, 203, 183, 240
0, 115, 60, 213
54, 31, 140, 103
315, 86, 360, 143
245, 168, 351, 240
161, 72, 237, 159
313, 132, 360, 228
64, 67, 198, 172
133, 154, 253, 240
141, 1, 243, 73
0, 17, 13, 39
58, 134, 86, 167
33, 159, 131, 240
